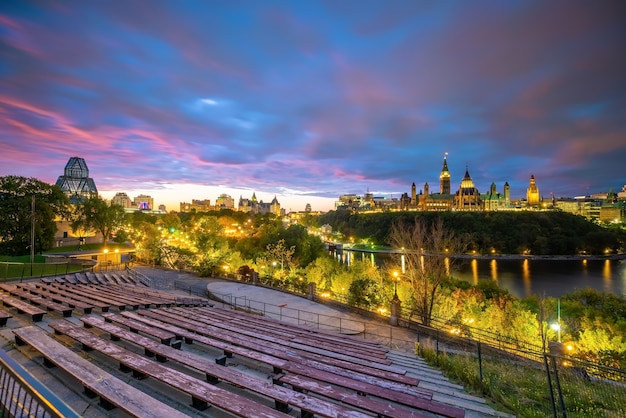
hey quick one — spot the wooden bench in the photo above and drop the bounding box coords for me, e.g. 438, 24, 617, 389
277, 373, 431, 418
158, 308, 413, 384
16, 283, 94, 314
165, 307, 392, 366
48, 320, 292, 417
80, 316, 372, 418
37, 283, 110, 312
74, 273, 90, 285
0, 309, 12, 326
101, 312, 176, 344
0, 294, 46, 322
0, 287, 73, 317
183, 306, 391, 361
53, 284, 128, 310
126, 311, 432, 401
12, 326, 189, 418
63, 274, 78, 284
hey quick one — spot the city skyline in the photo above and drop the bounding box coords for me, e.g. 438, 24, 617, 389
1, 1, 625, 212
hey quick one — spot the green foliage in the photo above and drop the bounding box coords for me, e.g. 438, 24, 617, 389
71, 196, 126, 244
318, 210, 625, 255
0, 176, 69, 255
347, 277, 383, 308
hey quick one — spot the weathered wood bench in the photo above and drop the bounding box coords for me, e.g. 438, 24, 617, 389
0, 294, 46, 322
63, 274, 77, 284
182, 306, 391, 361
74, 273, 90, 285
0, 287, 73, 317
48, 320, 292, 417
127, 310, 432, 401
80, 316, 371, 418
16, 283, 94, 314
12, 326, 189, 418
159, 308, 412, 385
165, 306, 392, 366
38, 283, 110, 312
0, 309, 12, 326
276, 373, 431, 418
53, 284, 128, 310
101, 312, 175, 344
85, 272, 101, 284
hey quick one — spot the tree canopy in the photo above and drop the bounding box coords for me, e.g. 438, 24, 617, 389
0, 176, 68, 256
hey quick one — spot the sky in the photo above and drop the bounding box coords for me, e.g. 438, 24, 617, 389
1, 1, 625, 212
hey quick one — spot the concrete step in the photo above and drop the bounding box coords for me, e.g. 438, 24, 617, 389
388, 350, 515, 418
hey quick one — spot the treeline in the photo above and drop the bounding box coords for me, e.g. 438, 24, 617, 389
318, 210, 625, 255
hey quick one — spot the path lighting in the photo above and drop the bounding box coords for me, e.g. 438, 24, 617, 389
551, 322, 561, 342
392, 271, 399, 297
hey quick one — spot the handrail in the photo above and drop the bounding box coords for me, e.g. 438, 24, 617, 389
0, 348, 81, 418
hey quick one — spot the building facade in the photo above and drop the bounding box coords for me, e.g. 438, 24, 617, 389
55, 157, 98, 203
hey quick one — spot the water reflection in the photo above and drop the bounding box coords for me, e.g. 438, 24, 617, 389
490, 259, 498, 282
337, 249, 626, 298
522, 259, 531, 296
471, 259, 478, 285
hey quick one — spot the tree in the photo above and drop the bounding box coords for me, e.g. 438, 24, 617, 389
265, 239, 296, 279
388, 216, 467, 326
0, 176, 68, 255
71, 196, 125, 245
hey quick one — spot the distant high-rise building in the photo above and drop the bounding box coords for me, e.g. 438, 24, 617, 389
526, 175, 540, 206
133, 194, 154, 210
111, 192, 132, 208
216, 194, 234, 210
55, 157, 98, 203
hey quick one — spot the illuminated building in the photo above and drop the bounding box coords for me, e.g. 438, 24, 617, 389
439, 155, 451, 194
216, 194, 234, 210
55, 157, 98, 203
133, 194, 154, 211
111, 192, 133, 208
482, 182, 511, 211
526, 175, 541, 207
454, 167, 481, 211
238, 193, 280, 214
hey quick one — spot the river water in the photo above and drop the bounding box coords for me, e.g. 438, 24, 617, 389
340, 250, 626, 299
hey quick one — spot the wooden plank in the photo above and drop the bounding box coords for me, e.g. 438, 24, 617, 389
0, 287, 73, 317
48, 320, 292, 418
74, 273, 89, 285
64, 274, 77, 284
0, 309, 11, 326
101, 312, 175, 344
278, 373, 431, 418
81, 316, 372, 418
51, 284, 128, 310
184, 307, 389, 359
37, 283, 110, 312
0, 294, 46, 321
16, 283, 94, 314
127, 311, 428, 395
12, 326, 189, 418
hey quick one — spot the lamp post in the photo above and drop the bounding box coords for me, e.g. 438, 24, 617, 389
390, 271, 401, 326
103, 248, 109, 272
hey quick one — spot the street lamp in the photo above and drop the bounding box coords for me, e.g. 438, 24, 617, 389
392, 271, 399, 298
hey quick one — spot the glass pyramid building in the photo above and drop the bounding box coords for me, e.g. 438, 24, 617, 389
55, 157, 98, 203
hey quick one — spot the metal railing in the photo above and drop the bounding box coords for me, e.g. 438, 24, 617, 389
0, 349, 80, 418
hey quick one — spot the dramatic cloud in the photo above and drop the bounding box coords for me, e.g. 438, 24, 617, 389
1, 0, 624, 211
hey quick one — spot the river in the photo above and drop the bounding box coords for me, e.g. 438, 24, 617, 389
340, 250, 626, 299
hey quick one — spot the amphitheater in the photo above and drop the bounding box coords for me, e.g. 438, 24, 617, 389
0, 269, 512, 418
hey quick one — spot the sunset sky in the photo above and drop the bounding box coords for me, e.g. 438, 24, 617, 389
1, 1, 625, 212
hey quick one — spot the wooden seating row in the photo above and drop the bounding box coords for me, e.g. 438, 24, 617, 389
15, 283, 94, 314
47, 320, 292, 418
0, 309, 12, 326
81, 315, 372, 418
12, 326, 189, 418
175, 306, 392, 364
0, 284, 73, 317
165, 307, 405, 376
0, 294, 47, 322
32, 282, 110, 312
204, 305, 388, 355
119, 310, 462, 416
